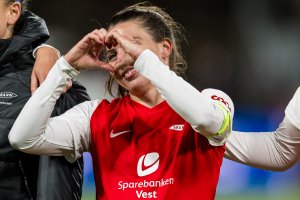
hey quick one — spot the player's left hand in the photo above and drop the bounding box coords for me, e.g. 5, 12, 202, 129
31, 46, 60, 94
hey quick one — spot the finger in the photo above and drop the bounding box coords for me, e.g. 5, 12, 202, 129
90, 44, 102, 58
40, 76, 47, 84
105, 29, 121, 48
88, 31, 107, 57
77, 29, 106, 50
107, 29, 131, 47
92, 60, 114, 72
30, 72, 39, 94
98, 60, 114, 72
105, 30, 142, 59
88, 30, 106, 45
94, 28, 108, 42
88, 30, 102, 43
62, 86, 68, 94
113, 54, 135, 72
76, 32, 101, 52
94, 29, 109, 53
61, 78, 73, 94
66, 78, 73, 90
38, 73, 47, 84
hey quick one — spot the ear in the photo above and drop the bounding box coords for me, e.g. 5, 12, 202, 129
159, 38, 173, 64
7, 2, 21, 25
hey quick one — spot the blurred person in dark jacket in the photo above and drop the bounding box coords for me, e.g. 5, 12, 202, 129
0, 0, 90, 199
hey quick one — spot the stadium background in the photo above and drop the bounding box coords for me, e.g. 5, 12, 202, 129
29, 0, 300, 199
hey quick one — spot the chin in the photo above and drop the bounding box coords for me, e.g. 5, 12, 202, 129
127, 80, 151, 93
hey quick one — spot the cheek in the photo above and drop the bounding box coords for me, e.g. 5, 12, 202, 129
0, 23, 4, 36
0, 18, 9, 39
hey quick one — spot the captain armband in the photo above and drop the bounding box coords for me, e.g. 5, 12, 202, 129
215, 103, 231, 135
200, 88, 234, 146
207, 103, 232, 146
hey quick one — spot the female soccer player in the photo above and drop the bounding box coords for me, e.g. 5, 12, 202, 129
9, 2, 233, 200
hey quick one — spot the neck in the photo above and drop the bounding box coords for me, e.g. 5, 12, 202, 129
129, 86, 164, 108
2, 26, 14, 39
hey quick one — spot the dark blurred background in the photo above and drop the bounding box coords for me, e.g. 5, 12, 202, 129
29, 0, 300, 107
29, 0, 300, 199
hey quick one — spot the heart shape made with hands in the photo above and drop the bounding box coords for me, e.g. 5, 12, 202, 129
65, 29, 144, 72
99, 36, 143, 70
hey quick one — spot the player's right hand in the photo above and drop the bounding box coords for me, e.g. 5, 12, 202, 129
64, 29, 114, 72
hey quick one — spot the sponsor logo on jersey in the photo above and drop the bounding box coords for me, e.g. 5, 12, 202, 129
169, 124, 184, 131
110, 130, 131, 138
0, 92, 18, 99
137, 152, 160, 177
117, 152, 175, 198
118, 178, 175, 198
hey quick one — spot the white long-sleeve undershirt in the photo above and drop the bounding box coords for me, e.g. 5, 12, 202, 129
225, 87, 300, 171
9, 49, 229, 162
134, 50, 227, 135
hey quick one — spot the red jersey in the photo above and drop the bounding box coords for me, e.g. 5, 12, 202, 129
90, 96, 225, 200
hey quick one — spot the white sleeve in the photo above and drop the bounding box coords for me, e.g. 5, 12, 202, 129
285, 87, 300, 129
134, 49, 234, 146
225, 117, 300, 171
8, 57, 98, 163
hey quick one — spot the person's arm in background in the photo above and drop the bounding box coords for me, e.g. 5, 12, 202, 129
9, 56, 95, 162
13, 8, 59, 94
225, 87, 300, 171
31, 44, 60, 94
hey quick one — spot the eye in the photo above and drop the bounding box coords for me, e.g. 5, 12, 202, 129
106, 51, 117, 62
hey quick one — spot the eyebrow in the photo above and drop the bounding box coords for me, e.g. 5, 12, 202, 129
133, 36, 142, 43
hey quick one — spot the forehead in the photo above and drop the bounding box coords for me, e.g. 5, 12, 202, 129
109, 20, 149, 37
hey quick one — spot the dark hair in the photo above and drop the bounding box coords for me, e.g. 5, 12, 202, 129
4, 0, 30, 10
106, 2, 187, 97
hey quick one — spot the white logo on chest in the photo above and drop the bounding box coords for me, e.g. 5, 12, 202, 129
110, 130, 131, 138
137, 152, 160, 177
